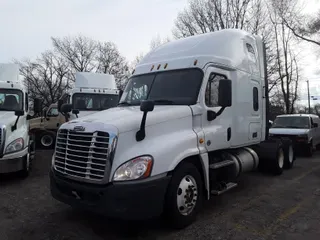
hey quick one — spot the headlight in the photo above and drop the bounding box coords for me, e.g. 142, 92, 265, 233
113, 155, 153, 182
5, 138, 24, 154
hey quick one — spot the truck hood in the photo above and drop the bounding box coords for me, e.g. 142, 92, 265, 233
0, 111, 17, 127
69, 111, 100, 121
68, 105, 192, 133
269, 128, 309, 135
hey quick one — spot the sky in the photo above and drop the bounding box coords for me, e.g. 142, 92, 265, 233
0, 0, 188, 62
0, 0, 319, 106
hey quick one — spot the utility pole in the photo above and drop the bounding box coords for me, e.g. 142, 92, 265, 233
307, 80, 311, 114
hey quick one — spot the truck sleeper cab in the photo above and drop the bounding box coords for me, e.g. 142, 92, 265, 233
269, 114, 320, 157
50, 29, 294, 229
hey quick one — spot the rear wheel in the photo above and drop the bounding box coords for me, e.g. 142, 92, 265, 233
284, 144, 295, 169
255, 140, 284, 175
40, 132, 55, 149
281, 138, 295, 169
305, 142, 313, 157
164, 162, 203, 229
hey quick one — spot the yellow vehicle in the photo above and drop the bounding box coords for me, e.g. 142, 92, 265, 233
29, 103, 65, 149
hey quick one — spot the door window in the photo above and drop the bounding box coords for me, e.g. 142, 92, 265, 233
205, 73, 226, 107
47, 107, 59, 117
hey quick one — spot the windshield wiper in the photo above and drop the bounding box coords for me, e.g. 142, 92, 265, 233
153, 99, 175, 105
118, 101, 132, 106
0, 108, 15, 111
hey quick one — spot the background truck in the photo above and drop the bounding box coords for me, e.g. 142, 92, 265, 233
0, 63, 40, 178
29, 103, 65, 149
50, 29, 295, 229
269, 114, 320, 157
29, 72, 120, 149
58, 72, 120, 122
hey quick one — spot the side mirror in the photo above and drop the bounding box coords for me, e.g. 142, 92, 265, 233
26, 114, 32, 120
218, 79, 232, 108
33, 98, 41, 113
314, 123, 318, 128
15, 110, 24, 117
207, 110, 217, 121
61, 103, 72, 113
57, 99, 63, 112
43, 109, 47, 118
119, 90, 124, 100
140, 100, 154, 112
72, 109, 79, 115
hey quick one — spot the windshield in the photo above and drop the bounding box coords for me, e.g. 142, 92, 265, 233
0, 89, 23, 111
72, 93, 119, 111
272, 116, 310, 129
119, 68, 203, 106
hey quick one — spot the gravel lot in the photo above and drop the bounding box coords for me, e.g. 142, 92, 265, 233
1, 150, 320, 240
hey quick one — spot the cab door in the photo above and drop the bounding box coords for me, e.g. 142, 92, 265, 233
201, 66, 233, 152
43, 106, 60, 130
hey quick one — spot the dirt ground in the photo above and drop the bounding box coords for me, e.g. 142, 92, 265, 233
1, 150, 320, 240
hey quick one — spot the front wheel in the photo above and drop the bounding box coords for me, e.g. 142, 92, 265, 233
163, 162, 203, 229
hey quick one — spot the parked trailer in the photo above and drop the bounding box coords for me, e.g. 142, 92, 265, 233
50, 29, 295, 229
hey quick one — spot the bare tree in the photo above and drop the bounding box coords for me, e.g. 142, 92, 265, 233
150, 35, 171, 50
273, 0, 320, 47
172, 0, 280, 92
95, 42, 130, 90
269, 1, 300, 113
51, 35, 130, 89
51, 35, 98, 74
16, 51, 70, 108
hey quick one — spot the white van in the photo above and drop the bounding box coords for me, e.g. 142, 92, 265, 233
269, 114, 320, 157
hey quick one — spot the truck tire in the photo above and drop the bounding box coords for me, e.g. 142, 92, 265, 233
255, 140, 285, 175
40, 132, 55, 149
18, 136, 35, 179
305, 142, 313, 157
163, 162, 203, 229
281, 138, 295, 169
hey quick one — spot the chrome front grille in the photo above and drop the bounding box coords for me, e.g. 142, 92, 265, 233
54, 129, 111, 182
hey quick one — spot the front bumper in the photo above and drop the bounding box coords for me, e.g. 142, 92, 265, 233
50, 169, 171, 220
269, 135, 310, 146
0, 148, 28, 174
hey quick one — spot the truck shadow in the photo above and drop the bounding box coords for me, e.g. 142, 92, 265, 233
57, 173, 270, 239
0, 172, 24, 186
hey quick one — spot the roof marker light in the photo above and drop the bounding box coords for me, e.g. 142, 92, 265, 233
164, 63, 168, 69
194, 60, 198, 66
150, 65, 154, 71
132, 69, 135, 74
157, 64, 161, 70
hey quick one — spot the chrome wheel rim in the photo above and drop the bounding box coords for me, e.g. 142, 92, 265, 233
177, 175, 198, 216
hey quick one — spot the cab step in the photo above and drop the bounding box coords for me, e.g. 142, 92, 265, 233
209, 160, 234, 169
211, 182, 238, 195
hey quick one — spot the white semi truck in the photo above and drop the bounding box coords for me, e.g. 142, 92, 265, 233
58, 72, 120, 121
30, 72, 120, 149
50, 29, 295, 229
0, 63, 40, 178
